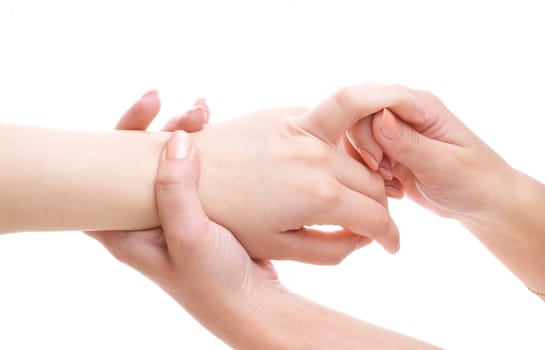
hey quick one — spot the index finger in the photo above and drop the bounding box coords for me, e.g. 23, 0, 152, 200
296, 83, 428, 144
115, 90, 161, 131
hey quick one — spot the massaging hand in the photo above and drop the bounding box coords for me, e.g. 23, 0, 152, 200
348, 87, 513, 220
86, 90, 211, 260
94, 131, 280, 348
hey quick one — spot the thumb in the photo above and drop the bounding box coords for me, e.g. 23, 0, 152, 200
155, 131, 210, 254
372, 109, 449, 175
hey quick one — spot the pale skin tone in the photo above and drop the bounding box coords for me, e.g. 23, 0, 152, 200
0, 84, 428, 262
93, 86, 544, 349
1, 84, 542, 348
89, 121, 439, 349
348, 88, 545, 300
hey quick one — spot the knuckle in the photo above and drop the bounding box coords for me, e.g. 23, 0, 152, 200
418, 89, 438, 101
390, 83, 416, 105
301, 140, 333, 165
313, 179, 342, 207
333, 86, 357, 111
155, 166, 180, 187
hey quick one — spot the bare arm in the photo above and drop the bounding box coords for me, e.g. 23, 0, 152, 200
0, 124, 168, 233
1, 85, 426, 264
460, 171, 545, 300
228, 284, 440, 350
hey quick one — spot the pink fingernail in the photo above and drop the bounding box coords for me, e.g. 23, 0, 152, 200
360, 149, 379, 171
378, 167, 394, 180
379, 109, 401, 140
385, 186, 403, 199
166, 131, 190, 160
142, 89, 158, 98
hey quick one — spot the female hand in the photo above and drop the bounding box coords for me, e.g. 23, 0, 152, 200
191, 84, 427, 259
93, 132, 439, 349
348, 87, 514, 219
348, 86, 545, 297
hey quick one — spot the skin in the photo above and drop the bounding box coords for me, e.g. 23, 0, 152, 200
348, 87, 545, 299
93, 86, 543, 349
90, 98, 440, 348
0, 84, 428, 262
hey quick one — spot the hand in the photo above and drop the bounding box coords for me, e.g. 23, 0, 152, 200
94, 132, 440, 349
190, 84, 427, 258
348, 87, 514, 220
94, 130, 279, 348
86, 89, 210, 265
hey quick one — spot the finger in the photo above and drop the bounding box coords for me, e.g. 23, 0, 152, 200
296, 83, 429, 144
115, 89, 161, 130
391, 162, 413, 185
155, 131, 210, 255
272, 227, 371, 265
161, 108, 208, 132
327, 186, 400, 254
372, 108, 453, 176
377, 156, 393, 180
330, 151, 388, 207
194, 98, 210, 123
339, 134, 364, 164
385, 177, 404, 199
161, 99, 210, 132
346, 115, 382, 171
406, 89, 476, 145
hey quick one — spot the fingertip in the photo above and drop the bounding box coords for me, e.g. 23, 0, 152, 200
166, 131, 191, 160
381, 218, 401, 254
359, 149, 379, 171
378, 109, 401, 140
385, 177, 404, 199
194, 98, 210, 122
141, 89, 161, 108
378, 167, 394, 181
142, 89, 159, 98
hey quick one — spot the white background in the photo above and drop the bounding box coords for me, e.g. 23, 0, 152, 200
1, 1, 544, 349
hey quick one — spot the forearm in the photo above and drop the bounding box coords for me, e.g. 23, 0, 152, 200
0, 124, 170, 233
460, 169, 545, 298
213, 283, 440, 350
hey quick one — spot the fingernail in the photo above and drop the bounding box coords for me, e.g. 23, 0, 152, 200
360, 149, 379, 171
188, 106, 207, 118
143, 89, 158, 98
413, 97, 428, 122
167, 131, 190, 160
385, 186, 403, 199
356, 236, 371, 249
379, 109, 401, 140
378, 167, 394, 180
194, 98, 206, 107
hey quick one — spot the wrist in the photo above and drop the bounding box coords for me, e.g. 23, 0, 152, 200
458, 165, 535, 235
182, 279, 287, 350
